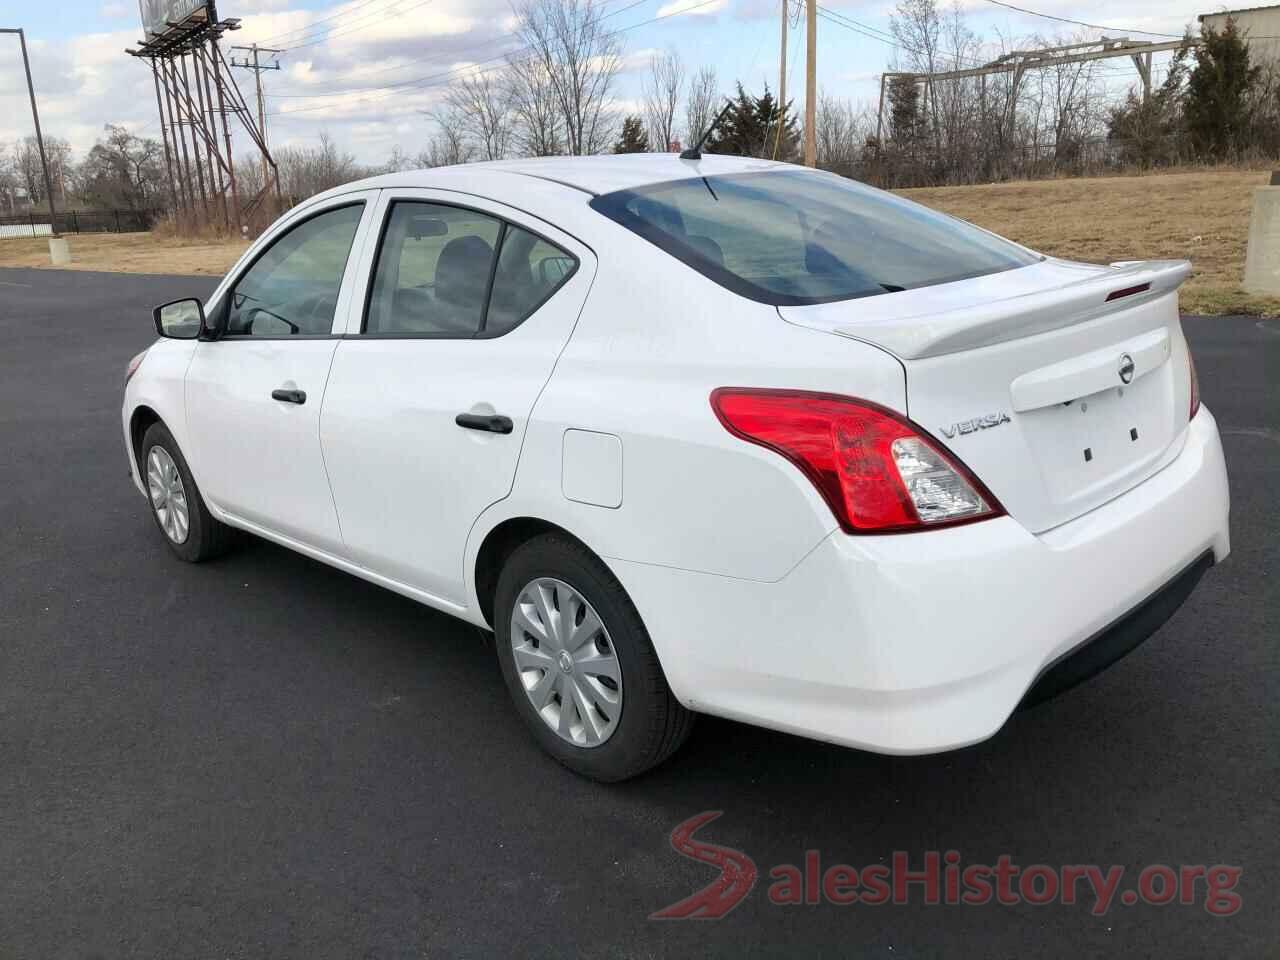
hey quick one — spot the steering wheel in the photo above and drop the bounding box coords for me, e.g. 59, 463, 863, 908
296, 291, 339, 327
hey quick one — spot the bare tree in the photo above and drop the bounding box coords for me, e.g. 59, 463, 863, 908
511, 0, 621, 155
885, 1, 1038, 183
77, 125, 165, 209
643, 49, 685, 151
13, 137, 47, 205
382, 144, 415, 173
39, 136, 74, 205
890, 0, 945, 156
0, 144, 17, 212
814, 91, 869, 174
931, 5, 983, 179
447, 71, 515, 161
418, 107, 477, 168
235, 151, 267, 199
275, 131, 363, 199
1034, 33, 1105, 169
506, 57, 563, 156
684, 65, 719, 148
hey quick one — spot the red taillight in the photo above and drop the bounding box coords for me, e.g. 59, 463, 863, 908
710, 388, 1004, 534
1188, 346, 1201, 421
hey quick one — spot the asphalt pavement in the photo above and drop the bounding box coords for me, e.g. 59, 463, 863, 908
0, 266, 1275, 958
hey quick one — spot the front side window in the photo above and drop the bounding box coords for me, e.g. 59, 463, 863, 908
364, 202, 578, 338
589, 170, 1039, 306
226, 203, 364, 336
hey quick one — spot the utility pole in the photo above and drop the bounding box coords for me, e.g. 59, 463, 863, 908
773, 0, 783, 152
230, 43, 282, 188
804, 0, 816, 167
1, 28, 58, 234
876, 73, 887, 144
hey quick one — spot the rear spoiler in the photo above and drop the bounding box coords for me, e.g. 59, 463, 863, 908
830, 259, 1190, 360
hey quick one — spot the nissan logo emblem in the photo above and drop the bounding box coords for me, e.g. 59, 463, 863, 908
1118, 353, 1135, 385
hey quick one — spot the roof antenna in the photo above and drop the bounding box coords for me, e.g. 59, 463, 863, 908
680, 98, 734, 161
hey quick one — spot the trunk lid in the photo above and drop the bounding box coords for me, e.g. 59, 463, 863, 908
779, 259, 1195, 533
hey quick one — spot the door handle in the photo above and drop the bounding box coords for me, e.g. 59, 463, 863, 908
271, 388, 307, 404
455, 412, 513, 434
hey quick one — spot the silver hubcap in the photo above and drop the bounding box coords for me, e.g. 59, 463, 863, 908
146, 446, 190, 545
510, 578, 623, 748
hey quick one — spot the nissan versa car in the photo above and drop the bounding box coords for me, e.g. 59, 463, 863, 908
122, 154, 1230, 781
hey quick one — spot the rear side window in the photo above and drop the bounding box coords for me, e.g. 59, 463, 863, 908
365, 203, 502, 336
589, 170, 1039, 306
364, 201, 578, 337
487, 227, 579, 336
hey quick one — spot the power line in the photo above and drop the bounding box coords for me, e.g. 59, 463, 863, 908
815, 4, 988, 70
231, 44, 283, 194
280, 0, 439, 51
978, 0, 1189, 39
266, 0, 719, 116
819, 1, 1186, 83
267, 0, 650, 97
255, 0, 402, 48
270, 48, 517, 102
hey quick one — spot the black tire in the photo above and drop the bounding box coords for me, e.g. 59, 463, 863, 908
139, 421, 236, 563
494, 533, 694, 782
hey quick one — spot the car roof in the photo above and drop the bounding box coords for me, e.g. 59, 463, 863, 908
344, 153, 793, 199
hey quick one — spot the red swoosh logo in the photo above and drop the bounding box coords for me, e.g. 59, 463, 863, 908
650, 811, 757, 920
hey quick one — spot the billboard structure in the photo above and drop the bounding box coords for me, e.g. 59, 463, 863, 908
138, 0, 214, 41
127, 0, 280, 232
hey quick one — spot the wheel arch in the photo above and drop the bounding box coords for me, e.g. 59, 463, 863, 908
129, 404, 164, 473
472, 516, 605, 630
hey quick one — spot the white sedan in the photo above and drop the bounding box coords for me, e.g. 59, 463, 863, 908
123, 154, 1230, 781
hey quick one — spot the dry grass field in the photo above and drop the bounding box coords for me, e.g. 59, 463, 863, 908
0, 168, 1273, 315
903, 169, 1275, 316
0, 230, 250, 276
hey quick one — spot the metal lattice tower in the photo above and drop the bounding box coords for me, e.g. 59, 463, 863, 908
127, 4, 281, 233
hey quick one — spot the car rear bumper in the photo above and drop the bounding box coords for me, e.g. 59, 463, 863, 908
610, 407, 1230, 754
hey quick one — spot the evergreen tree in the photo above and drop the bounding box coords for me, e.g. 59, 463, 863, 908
613, 116, 650, 154
1106, 40, 1192, 168
887, 75, 923, 157
1185, 18, 1261, 159
704, 83, 798, 160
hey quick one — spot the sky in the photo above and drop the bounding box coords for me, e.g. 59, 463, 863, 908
0, 0, 1220, 167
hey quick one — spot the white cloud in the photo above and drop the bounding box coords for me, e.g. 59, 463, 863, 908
617, 47, 661, 72
656, 0, 728, 18
731, 0, 778, 21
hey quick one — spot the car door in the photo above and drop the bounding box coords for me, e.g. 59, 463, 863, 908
320, 190, 596, 607
185, 194, 378, 554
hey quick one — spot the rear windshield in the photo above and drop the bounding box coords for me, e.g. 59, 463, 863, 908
589, 170, 1039, 306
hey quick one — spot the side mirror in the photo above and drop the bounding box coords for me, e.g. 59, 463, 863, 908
153, 298, 205, 340
537, 255, 574, 286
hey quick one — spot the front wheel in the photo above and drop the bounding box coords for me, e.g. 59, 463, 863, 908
139, 421, 236, 562
494, 533, 694, 781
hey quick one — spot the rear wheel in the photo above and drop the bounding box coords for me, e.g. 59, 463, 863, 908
140, 422, 235, 562
494, 533, 694, 781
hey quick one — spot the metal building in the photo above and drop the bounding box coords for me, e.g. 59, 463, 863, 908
1199, 4, 1280, 64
